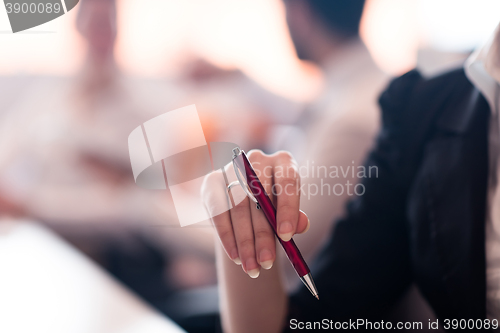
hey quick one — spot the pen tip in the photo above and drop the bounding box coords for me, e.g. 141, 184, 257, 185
315, 295, 319, 300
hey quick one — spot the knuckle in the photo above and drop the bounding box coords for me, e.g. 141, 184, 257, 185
277, 202, 295, 212
248, 149, 265, 157
276, 150, 293, 160
202, 172, 227, 201
217, 227, 234, 242
273, 151, 298, 170
277, 204, 299, 221
254, 229, 273, 240
202, 170, 222, 189
247, 149, 266, 163
238, 237, 255, 250
202, 171, 229, 209
277, 176, 298, 187
231, 199, 249, 215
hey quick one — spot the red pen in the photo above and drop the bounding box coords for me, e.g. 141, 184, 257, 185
231, 147, 319, 300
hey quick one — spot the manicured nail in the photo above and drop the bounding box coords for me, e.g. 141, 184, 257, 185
247, 268, 260, 278
259, 249, 274, 270
245, 258, 260, 278
260, 260, 273, 270
233, 257, 241, 265
279, 222, 293, 241
299, 219, 311, 234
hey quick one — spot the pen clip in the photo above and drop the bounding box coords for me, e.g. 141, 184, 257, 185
232, 148, 260, 210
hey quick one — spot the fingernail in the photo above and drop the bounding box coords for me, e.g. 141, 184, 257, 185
279, 222, 293, 242
233, 257, 241, 265
259, 249, 274, 270
299, 219, 311, 234
260, 260, 273, 270
245, 258, 260, 278
247, 268, 260, 278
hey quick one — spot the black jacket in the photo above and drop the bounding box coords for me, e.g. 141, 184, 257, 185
288, 68, 491, 325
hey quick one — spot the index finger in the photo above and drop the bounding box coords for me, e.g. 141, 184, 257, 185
272, 151, 301, 241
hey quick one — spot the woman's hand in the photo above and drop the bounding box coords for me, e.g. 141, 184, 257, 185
202, 150, 309, 278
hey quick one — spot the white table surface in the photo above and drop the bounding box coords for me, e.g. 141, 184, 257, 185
0, 221, 186, 333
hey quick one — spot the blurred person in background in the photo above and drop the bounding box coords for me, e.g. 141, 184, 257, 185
174, 57, 301, 151
205, 17, 500, 333
0, 0, 211, 312
275, 0, 388, 288
76, 0, 118, 101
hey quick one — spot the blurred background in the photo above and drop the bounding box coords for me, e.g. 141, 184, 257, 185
2, 0, 500, 89
0, 0, 499, 332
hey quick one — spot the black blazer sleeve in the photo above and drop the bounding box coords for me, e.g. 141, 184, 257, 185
285, 70, 429, 326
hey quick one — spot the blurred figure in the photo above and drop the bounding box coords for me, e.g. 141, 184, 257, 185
206, 20, 500, 333
276, 0, 388, 287
0, 0, 204, 307
175, 57, 301, 151
76, 0, 118, 98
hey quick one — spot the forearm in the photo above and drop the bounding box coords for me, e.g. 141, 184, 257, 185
216, 243, 288, 333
